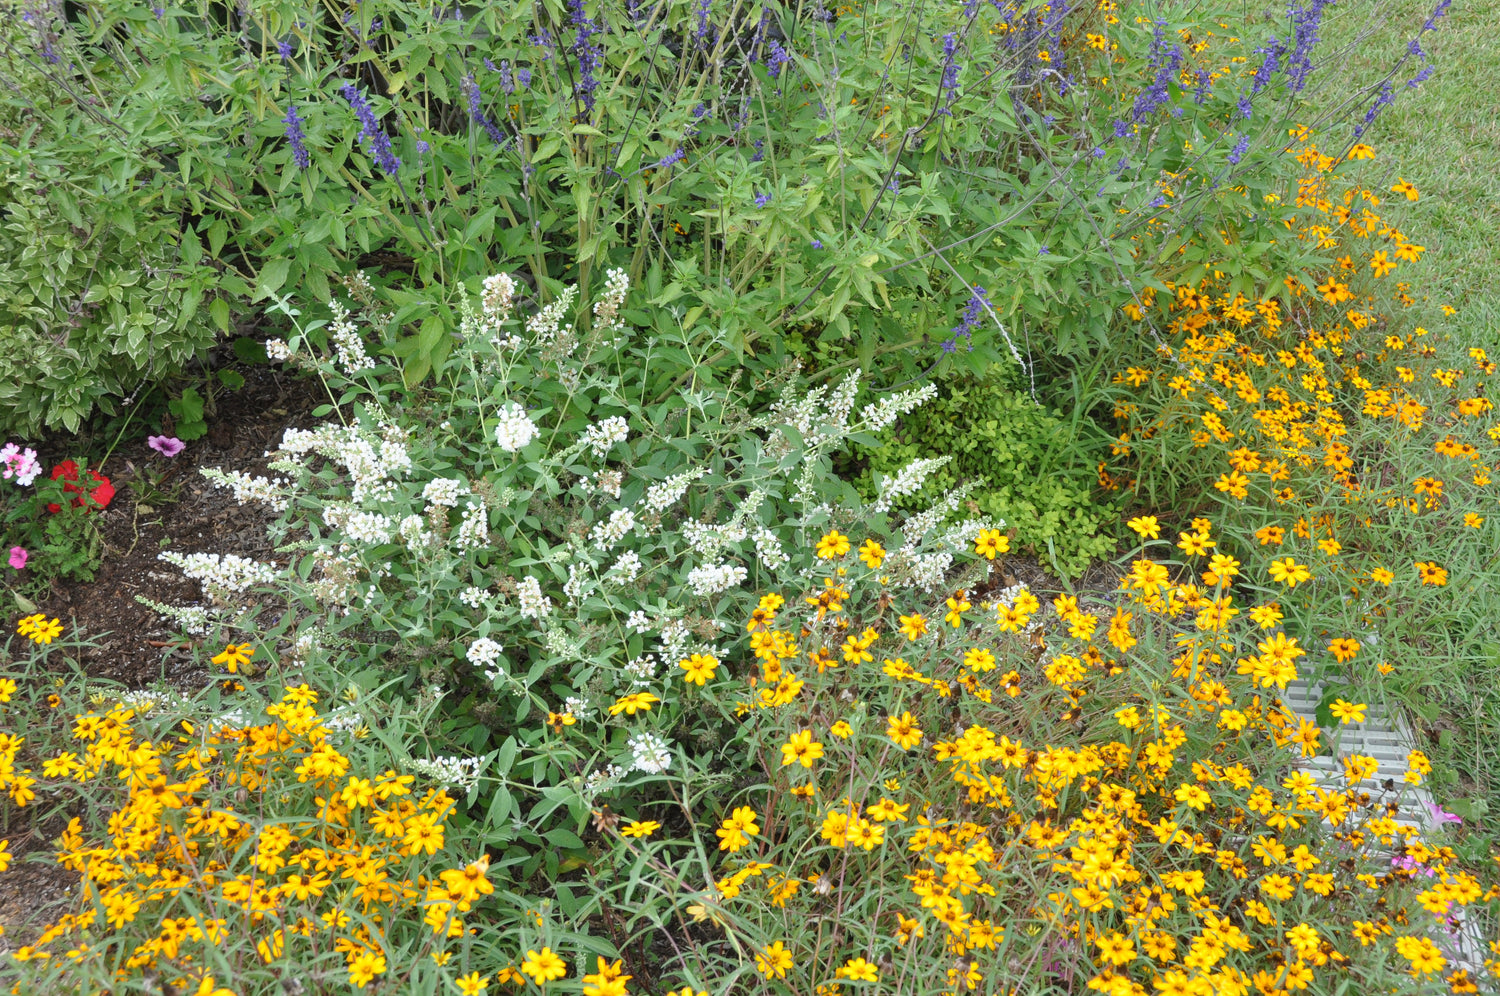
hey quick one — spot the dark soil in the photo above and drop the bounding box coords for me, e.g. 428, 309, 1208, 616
27, 365, 324, 686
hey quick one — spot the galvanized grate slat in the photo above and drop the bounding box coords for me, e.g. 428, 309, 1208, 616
1280, 680, 1490, 973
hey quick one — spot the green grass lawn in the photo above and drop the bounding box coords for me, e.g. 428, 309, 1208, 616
1322, 0, 1500, 846
1323, 0, 1500, 333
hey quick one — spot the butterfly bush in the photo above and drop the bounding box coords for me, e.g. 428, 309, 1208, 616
146, 270, 995, 859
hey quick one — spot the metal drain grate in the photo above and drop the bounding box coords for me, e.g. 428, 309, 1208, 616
1279, 680, 1491, 973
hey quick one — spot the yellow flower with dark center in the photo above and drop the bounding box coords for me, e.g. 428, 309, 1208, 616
715, 806, 760, 852
520, 948, 567, 985
608, 692, 659, 716
1095, 932, 1136, 966
756, 941, 793, 980
897, 613, 927, 640
857, 539, 885, 568
211, 642, 255, 673
348, 948, 387, 990
963, 647, 996, 672
815, 530, 851, 559
1267, 558, 1312, 588
1176, 531, 1213, 557
780, 730, 824, 769
678, 653, 719, 686
973, 528, 1009, 559
1415, 560, 1448, 586
23, 616, 64, 645
456, 973, 490, 996
582, 957, 631, 996
620, 819, 659, 838
865, 797, 909, 822
943, 593, 970, 628
837, 957, 879, 981
886, 711, 922, 750
1394, 935, 1445, 975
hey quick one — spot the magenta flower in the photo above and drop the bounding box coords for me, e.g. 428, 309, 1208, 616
7, 547, 26, 570
148, 435, 186, 458
1427, 801, 1462, 825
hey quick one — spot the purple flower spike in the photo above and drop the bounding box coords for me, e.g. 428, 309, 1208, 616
283, 104, 311, 169
340, 84, 402, 175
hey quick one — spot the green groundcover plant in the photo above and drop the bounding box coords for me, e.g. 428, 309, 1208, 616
850, 362, 1119, 576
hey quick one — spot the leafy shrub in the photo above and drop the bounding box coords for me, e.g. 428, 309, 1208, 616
142, 269, 981, 894
0, 22, 225, 435
851, 364, 1118, 577
2, 0, 1426, 410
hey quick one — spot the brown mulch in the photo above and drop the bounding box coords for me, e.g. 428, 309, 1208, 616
27, 364, 324, 686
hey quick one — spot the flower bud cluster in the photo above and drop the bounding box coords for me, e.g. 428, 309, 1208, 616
201, 468, 291, 512
158, 551, 281, 602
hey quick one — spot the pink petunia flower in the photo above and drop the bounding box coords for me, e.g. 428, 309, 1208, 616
148, 435, 186, 458
7, 547, 26, 570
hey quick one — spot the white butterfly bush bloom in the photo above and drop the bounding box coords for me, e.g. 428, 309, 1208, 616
861, 382, 939, 431
580, 416, 629, 458
328, 299, 375, 375
871, 456, 951, 514
454, 501, 490, 553
158, 551, 281, 600
526, 285, 578, 341
516, 575, 553, 620
493, 403, 539, 452
398, 513, 438, 553
422, 477, 468, 508
405, 755, 485, 793
481, 272, 517, 323
465, 637, 505, 680
590, 508, 636, 551
628, 731, 673, 774
200, 468, 291, 512
686, 561, 748, 596
608, 550, 642, 583
641, 468, 708, 514
592, 268, 630, 333
341, 510, 395, 545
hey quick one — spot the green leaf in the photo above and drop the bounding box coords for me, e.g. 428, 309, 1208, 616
546, 828, 584, 849
232, 336, 268, 363
255, 258, 291, 301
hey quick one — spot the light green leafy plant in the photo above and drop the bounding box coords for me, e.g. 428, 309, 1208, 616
852, 365, 1119, 577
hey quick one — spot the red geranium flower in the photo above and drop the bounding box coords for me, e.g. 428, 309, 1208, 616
46, 460, 115, 514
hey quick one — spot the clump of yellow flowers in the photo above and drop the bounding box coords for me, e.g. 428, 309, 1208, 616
598, 524, 1495, 996
4, 679, 499, 995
